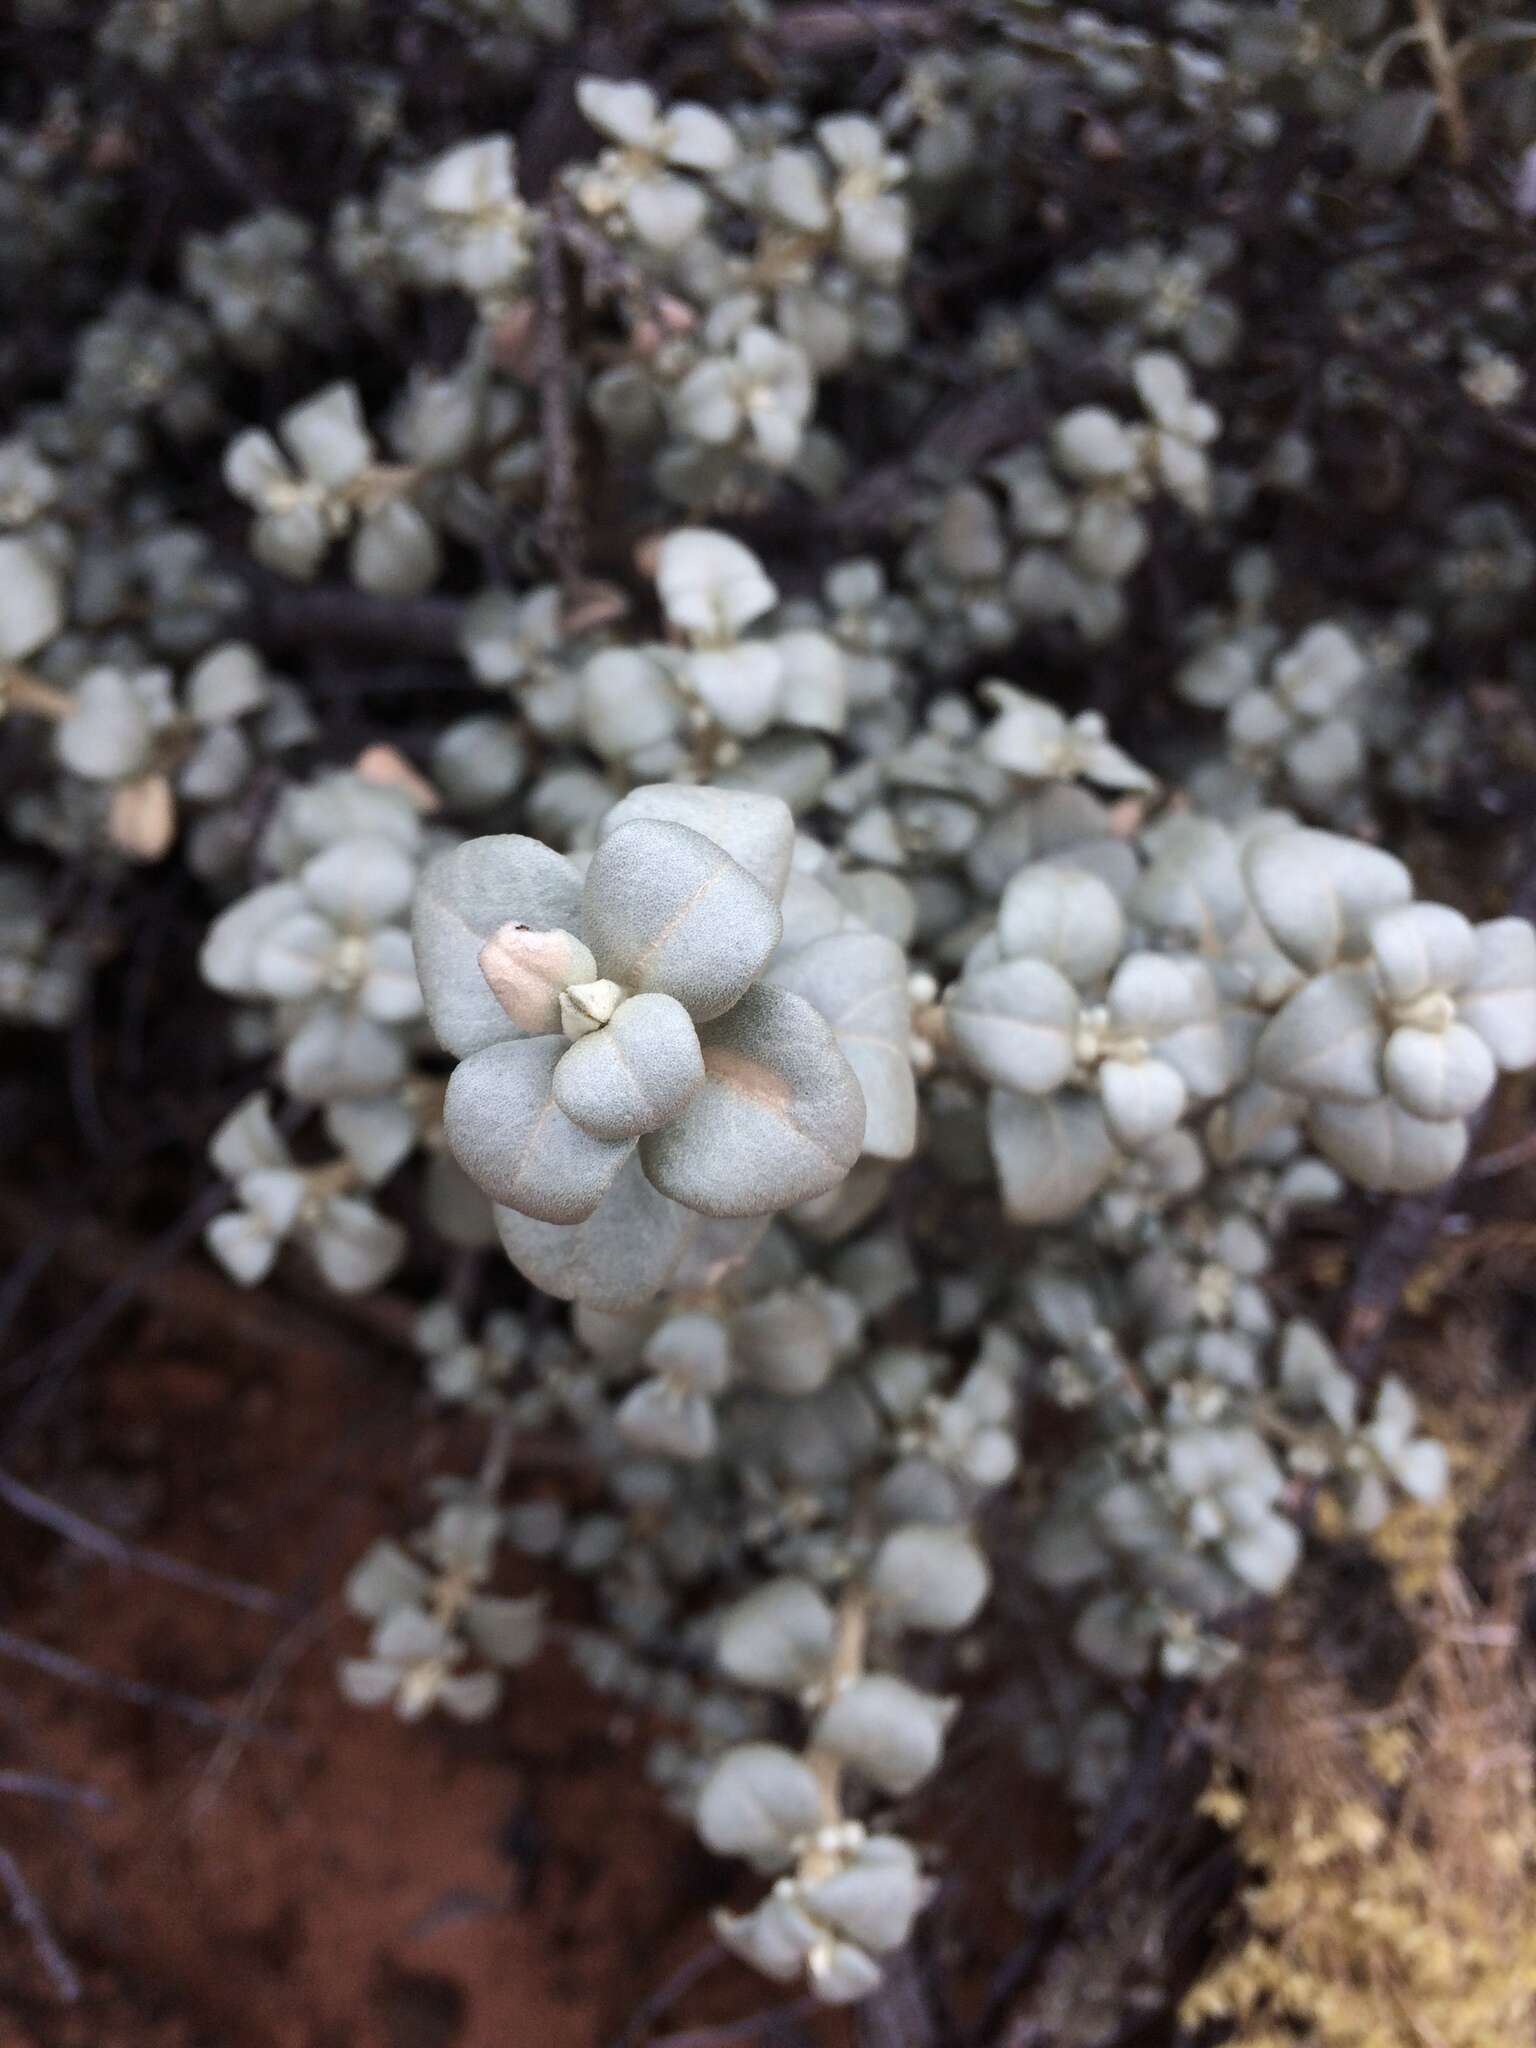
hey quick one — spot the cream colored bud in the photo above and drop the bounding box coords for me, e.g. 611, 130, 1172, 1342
560, 977, 627, 1038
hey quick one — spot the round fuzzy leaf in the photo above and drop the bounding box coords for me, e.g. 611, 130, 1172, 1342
1098, 1056, 1188, 1150
282, 1001, 408, 1101
0, 533, 64, 661
1307, 1095, 1468, 1194
580, 648, 680, 763
1458, 919, 1536, 1072
767, 930, 917, 1162
1382, 1022, 1495, 1122
1243, 829, 1412, 972
552, 991, 705, 1141
715, 1578, 836, 1695
656, 528, 777, 639
301, 835, 416, 927
1254, 966, 1385, 1102
988, 1087, 1119, 1224
1368, 902, 1477, 1006
810, 1675, 954, 1795
869, 1524, 990, 1633
614, 1380, 718, 1460
598, 783, 795, 903
695, 1743, 823, 1868
305, 1194, 407, 1294
997, 864, 1125, 986
493, 1154, 697, 1310
201, 881, 307, 995
445, 1036, 633, 1222
946, 959, 1079, 1096
412, 834, 583, 1059
56, 669, 153, 782
581, 821, 782, 1024
1132, 818, 1248, 949
478, 923, 598, 1036
642, 983, 864, 1217
681, 643, 783, 739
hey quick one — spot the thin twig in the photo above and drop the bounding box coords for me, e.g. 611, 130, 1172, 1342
769, 3, 951, 53
0, 1772, 111, 1812
0, 1467, 291, 1619
188, 1600, 337, 1821
0, 1626, 295, 1746
609, 1940, 728, 2048
1410, 0, 1471, 165
0, 1846, 81, 2003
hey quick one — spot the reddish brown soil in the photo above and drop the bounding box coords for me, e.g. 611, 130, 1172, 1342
0, 1276, 849, 2048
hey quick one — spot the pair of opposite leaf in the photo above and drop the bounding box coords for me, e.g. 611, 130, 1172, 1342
412, 783, 917, 1310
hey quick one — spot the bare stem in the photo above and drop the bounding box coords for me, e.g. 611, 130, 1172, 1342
1411, 0, 1470, 164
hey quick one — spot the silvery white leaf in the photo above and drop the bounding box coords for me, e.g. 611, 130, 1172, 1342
946, 958, 1079, 1096
641, 983, 864, 1217
305, 1194, 407, 1293
655, 528, 777, 639
1132, 817, 1248, 948
281, 381, 372, 487
643, 1309, 732, 1392
1254, 966, 1385, 1102
715, 1578, 836, 1694
431, 714, 526, 811
1051, 406, 1137, 482
185, 641, 268, 724
478, 923, 597, 1036
869, 1523, 990, 1633
462, 1592, 543, 1668
997, 864, 1125, 985
802, 1834, 929, 1956
1382, 1021, 1495, 1121
682, 641, 784, 738
580, 648, 680, 762
1098, 1056, 1188, 1149
716, 1896, 816, 1983
1457, 918, 1536, 1071
282, 1002, 408, 1101
351, 499, 439, 599
0, 533, 63, 660
1270, 623, 1365, 719
413, 834, 583, 1058
1307, 1094, 1467, 1192
208, 1092, 288, 1178
614, 1379, 718, 1459
663, 101, 738, 171
301, 834, 416, 927
1223, 1513, 1300, 1594
598, 784, 795, 903
552, 991, 705, 1141
345, 1538, 431, 1619
582, 820, 782, 1023
252, 909, 335, 1001
56, 669, 154, 782
767, 930, 916, 1162
576, 75, 658, 147
730, 1288, 837, 1394
445, 1035, 633, 1222
989, 1087, 1119, 1224
810, 1676, 954, 1795
205, 1208, 281, 1286
695, 1743, 823, 1868
1367, 901, 1477, 1005
493, 1154, 696, 1310
1243, 828, 1412, 972
773, 630, 846, 734
325, 1096, 417, 1185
